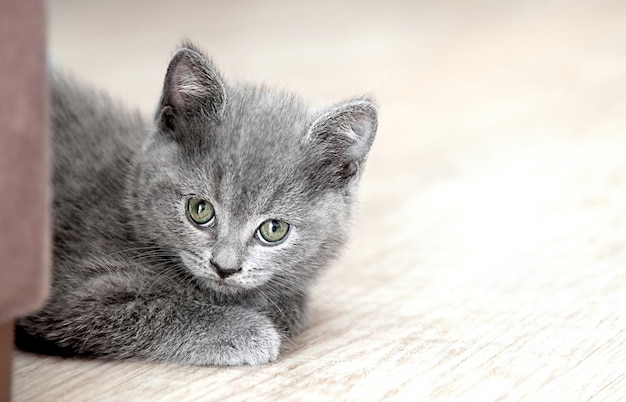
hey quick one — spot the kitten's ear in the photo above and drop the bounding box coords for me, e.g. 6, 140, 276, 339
157, 43, 225, 132
307, 99, 378, 180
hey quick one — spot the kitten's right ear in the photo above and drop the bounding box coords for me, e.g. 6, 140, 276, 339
157, 44, 225, 133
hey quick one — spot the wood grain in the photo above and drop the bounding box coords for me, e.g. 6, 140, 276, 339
14, 0, 626, 400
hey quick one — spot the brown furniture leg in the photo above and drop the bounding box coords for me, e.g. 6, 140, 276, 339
0, 0, 48, 398
0, 320, 13, 402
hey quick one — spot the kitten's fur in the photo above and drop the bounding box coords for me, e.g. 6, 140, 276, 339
16, 42, 377, 366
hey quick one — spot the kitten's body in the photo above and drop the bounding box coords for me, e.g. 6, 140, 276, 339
17, 43, 377, 365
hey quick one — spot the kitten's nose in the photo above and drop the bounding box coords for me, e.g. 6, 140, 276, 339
211, 260, 241, 279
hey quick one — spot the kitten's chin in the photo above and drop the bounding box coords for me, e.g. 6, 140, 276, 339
203, 277, 243, 295
202, 272, 273, 295
197, 275, 269, 297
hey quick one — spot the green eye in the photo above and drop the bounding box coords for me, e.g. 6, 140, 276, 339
187, 197, 215, 226
258, 219, 290, 244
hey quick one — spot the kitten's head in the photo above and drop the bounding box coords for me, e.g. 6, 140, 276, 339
131, 43, 377, 296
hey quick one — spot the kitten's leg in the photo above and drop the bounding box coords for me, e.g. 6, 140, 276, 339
16, 272, 281, 366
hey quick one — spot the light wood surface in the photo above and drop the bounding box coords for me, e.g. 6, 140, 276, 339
14, 0, 626, 400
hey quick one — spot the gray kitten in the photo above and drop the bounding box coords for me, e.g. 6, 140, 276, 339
16, 42, 377, 366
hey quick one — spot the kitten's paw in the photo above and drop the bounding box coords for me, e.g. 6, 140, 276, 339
214, 311, 281, 366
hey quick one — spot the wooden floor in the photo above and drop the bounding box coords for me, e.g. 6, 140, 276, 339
14, 0, 626, 400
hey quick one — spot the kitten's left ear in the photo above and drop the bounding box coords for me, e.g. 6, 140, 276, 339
157, 44, 225, 132
307, 99, 378, 179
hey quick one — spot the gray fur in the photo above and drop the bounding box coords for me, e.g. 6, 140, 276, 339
16, 42, 377, 366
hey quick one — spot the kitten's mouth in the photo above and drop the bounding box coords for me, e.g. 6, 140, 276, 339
214, 278, 228, 287
209, 276, 242, 293
208, 278, 250, 297
208, 273, 266, 295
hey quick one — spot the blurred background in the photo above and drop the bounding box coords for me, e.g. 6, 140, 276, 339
48, 0, 626, 215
